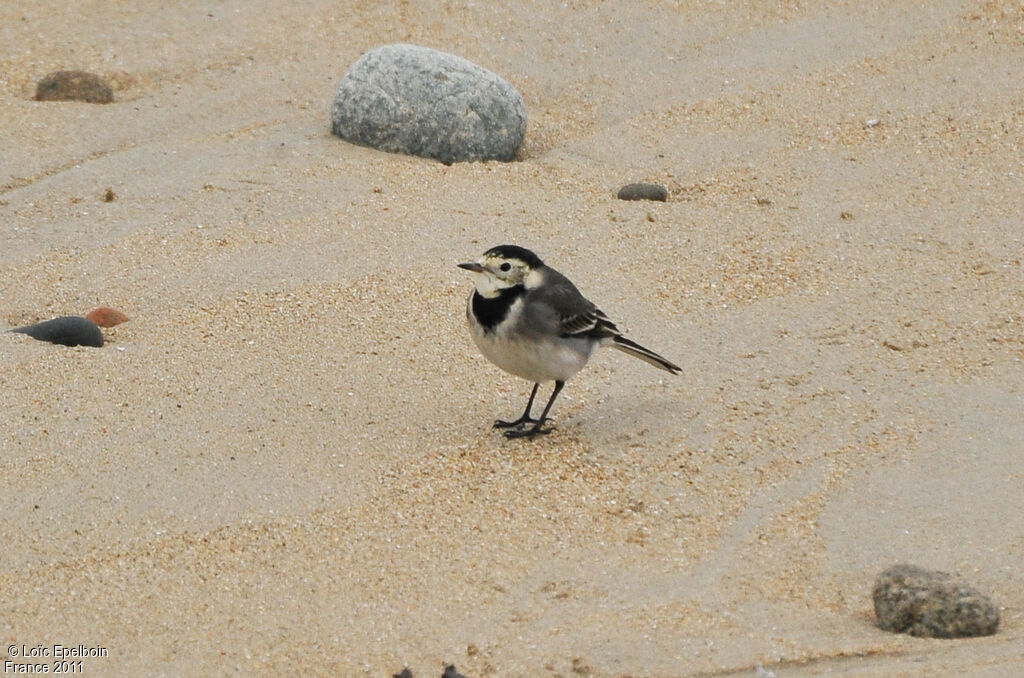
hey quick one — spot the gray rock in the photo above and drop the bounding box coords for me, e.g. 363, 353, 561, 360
617, 183, 668, 201
872, 563, 1000, 638
331, 44, 526, 164
8, 316, 104, 348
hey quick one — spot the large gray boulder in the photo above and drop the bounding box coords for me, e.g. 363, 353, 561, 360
331, 44, 526, 164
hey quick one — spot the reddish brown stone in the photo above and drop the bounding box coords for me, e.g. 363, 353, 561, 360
86, 306, 130, 327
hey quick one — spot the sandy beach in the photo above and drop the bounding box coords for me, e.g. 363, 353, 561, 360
2, 1, 1022, 676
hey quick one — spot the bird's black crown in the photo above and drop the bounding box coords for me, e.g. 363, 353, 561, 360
483, 245, 544, 268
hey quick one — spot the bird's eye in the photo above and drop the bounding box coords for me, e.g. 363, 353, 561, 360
499, 262, 511, 272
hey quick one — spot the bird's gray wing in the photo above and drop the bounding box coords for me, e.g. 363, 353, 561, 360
526, 268, 621, 340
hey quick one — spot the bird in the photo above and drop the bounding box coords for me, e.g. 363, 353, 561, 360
458, 245, 680, 439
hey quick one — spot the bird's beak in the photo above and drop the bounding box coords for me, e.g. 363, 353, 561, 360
457, 262, 484, 272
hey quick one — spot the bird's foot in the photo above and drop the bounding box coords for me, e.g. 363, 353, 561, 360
503, 423, 553, 440
493, 415, 540, 429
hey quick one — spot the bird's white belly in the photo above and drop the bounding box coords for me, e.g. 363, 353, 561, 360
470, 325, 593, 383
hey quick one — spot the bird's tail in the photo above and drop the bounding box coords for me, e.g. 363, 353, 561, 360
612, 335, 681, 374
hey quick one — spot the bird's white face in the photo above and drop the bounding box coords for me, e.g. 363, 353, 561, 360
458, 253, 538, 298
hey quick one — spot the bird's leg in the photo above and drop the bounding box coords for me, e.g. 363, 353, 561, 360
504, 381, 564, 439
493, 383, 541, 428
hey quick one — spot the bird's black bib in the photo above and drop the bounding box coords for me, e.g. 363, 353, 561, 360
472, 285, 526, 333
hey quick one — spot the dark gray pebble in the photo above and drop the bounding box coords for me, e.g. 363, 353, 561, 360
617, 183, 668, 201
9, 316, 104, 347
35, 70, 113, 104
442, 666, 468, 678
873, 563, 1000, 638
392, 669, 413, 678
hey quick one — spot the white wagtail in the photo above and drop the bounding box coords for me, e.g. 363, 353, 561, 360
458, 245, 681, 439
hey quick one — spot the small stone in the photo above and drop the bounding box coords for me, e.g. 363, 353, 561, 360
571, 656, 593, 675
331, 44, 526, 164
85, 306, 130, 328
441, 665, 468, 678
881, 338, 927, 352
392, 669, 413, 678
616, 183, 668, 201
872, 563, 1000, 638
34, 70, 114, 104
9, 316, 104, 347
